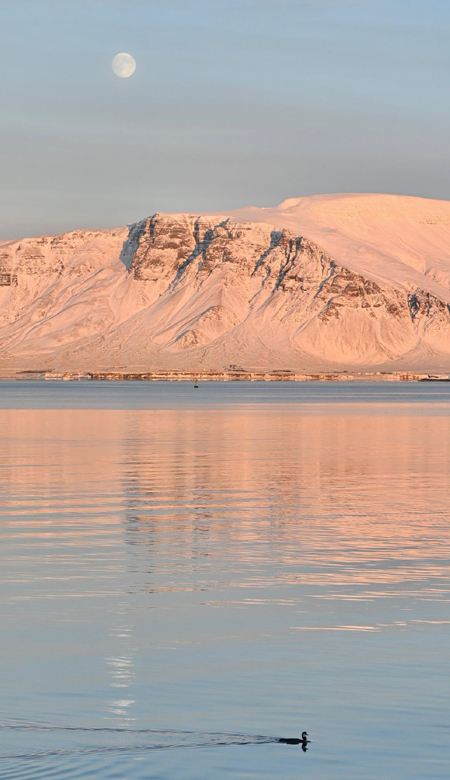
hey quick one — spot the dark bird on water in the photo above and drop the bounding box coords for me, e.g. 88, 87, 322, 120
278, 731, 310, 749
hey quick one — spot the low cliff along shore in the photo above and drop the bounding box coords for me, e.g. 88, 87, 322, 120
2, 193, 450, 376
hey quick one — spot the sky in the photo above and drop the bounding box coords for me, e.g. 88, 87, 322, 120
1, 0, 450, 237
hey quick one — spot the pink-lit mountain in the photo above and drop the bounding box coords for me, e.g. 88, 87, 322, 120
2, 194, 450, 372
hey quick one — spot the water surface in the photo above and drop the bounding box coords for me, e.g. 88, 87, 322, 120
1, 382, 449, 779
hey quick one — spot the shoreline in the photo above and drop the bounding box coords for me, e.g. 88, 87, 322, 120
2, 369, 450, 382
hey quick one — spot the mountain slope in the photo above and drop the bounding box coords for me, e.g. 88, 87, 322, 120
230, 193, 450, 302
1, 195, 450, 372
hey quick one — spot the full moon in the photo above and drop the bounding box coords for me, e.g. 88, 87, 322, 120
112, 53, 136, 79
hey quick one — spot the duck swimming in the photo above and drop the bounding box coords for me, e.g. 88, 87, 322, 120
278, 731, 310, 748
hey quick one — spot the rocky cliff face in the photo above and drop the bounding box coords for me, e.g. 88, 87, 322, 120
1, 203, 450, 372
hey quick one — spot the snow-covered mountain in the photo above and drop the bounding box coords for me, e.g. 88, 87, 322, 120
2, 194, 450, 372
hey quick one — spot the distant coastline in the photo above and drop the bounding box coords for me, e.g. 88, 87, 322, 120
2, 369, 450, 382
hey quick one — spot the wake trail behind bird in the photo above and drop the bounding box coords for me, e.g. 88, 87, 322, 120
0, 719, 281, 759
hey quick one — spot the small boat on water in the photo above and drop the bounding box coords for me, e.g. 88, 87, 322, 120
194, 379, 198, 389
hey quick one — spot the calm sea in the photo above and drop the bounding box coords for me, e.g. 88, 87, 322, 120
1, 381, 449, 780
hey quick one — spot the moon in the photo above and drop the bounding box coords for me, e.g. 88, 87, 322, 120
112, 53, 136, 79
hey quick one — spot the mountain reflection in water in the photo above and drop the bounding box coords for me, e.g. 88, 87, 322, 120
1, 384, 450, 780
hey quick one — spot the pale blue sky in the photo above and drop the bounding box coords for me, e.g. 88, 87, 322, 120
1, 0, 449, 237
